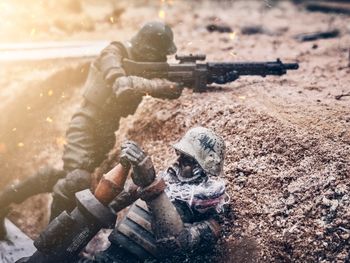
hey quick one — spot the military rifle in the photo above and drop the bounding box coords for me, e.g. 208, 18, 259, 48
123, 54, 299, 92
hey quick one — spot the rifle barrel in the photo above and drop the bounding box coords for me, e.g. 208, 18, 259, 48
284, 63, 299, 70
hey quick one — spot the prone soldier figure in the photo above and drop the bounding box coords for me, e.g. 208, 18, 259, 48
50, 21, 184, 219
21, 127, 229, 263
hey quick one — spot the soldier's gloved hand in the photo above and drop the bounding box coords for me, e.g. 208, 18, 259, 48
120, 141, 147, 166
120, 141, 156, 187
146, 79, 184, 100
212, 70, 239, 84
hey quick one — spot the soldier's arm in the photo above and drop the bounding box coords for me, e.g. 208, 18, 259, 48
97, 42, 127, 85
113, 76, 183, 101
98, 42, 184, 100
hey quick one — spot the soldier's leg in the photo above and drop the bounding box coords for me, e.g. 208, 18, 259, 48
50, 169, 91, 220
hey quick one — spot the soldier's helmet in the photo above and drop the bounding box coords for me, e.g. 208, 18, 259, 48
173, 127, 225, 177
130, 21, 177, 62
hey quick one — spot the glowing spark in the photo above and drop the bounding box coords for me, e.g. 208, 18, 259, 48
27, 106, 31, 110
39, 93, 43, 97
61, 92, 65, 98
11, 184, 18, 191
30, 28, 36, 37
110, 16, 114, 23
187, 41, 193, 46
238, 96, 246, 100
17, 142, 24, 147
46, 117, 53, 123
56, 137, 67, 147
158, 10, 165, 19
1, 3, 8, 11
12, 128, 17, 132
229, 32, 236, 40
0, 143, 6, 153
229, 51, 236, 57
48, 90, 53, 96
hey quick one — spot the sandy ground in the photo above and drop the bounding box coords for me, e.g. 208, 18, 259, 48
0, 0, 349, 262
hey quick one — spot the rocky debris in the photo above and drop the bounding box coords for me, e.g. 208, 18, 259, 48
294, 29, 340, 42
305, 1, 350, 15
106, 89, 350, 262
335, 91, 350, 100
240, 25, 265, 35
239, 25, 290, 37
206, 24, 233, 33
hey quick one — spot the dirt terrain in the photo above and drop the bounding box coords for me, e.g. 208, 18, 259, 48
0, 0, 349, 262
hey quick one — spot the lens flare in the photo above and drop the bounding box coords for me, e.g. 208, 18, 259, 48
56, 137, 67, 147
0, 143, 7, 153
30, 28, 36, 37
158, 10, 165, 19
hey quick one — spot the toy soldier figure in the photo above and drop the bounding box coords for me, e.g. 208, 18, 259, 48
19, 127, 229, 263
0, 21, 241, 224
51, 21, 183, 219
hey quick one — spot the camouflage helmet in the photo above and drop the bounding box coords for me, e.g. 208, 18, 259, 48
130, 21, 177, 62
173, 127, 225, 177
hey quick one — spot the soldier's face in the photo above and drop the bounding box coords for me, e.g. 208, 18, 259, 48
131, 44, 167, 62
178, 153, 199, 179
